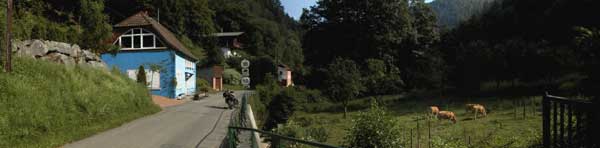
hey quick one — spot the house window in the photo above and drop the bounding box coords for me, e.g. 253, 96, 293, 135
114, 28, 165, 49
127, 69, 161, 89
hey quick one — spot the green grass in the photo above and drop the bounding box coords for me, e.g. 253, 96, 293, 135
0, 57, 161, 148
287, 95, 543, 147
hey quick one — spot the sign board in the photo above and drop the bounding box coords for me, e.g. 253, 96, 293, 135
241, 59, 250, 88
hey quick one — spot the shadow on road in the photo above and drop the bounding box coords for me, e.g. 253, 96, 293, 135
206, 105, 228, 110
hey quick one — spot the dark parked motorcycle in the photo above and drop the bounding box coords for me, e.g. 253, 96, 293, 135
223, 90, 239, 109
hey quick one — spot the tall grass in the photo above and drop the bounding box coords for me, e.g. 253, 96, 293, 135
0, 57, 161, 148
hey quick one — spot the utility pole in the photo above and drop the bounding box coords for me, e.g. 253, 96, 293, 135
4, 0, 13, 72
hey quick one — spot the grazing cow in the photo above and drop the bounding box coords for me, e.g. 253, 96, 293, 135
465, 104, 477, 113
429, 106, 440, 117
472, 104, 487, 118
437, 111, 457, 123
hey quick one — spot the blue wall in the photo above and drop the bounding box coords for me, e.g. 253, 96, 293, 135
174, 52, 196, 97
101, 50, 177, 98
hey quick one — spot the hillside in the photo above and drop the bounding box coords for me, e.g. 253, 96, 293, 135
428, 0, 495, 29
0, 57, 160, 148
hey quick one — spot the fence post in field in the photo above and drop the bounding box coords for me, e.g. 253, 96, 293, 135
428, 120, 431, 148
522, 99, 526, 118
514, 100, 517, 119
410, 128, 413, 148
417, 120, 420, 148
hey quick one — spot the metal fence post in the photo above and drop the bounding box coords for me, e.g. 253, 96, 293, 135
272, 136, 281, 148
543, 94, 550, 148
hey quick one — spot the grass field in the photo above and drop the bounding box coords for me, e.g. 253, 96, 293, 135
0, 57, 161, 148
287, 95, 543, 147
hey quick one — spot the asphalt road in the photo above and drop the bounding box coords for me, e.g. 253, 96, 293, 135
63, 91, 243, 148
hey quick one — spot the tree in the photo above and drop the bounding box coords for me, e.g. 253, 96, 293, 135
136, 65, 147, 86
325, 58, 363, 118
78, 0, 112, 51
264, 87, 298, 131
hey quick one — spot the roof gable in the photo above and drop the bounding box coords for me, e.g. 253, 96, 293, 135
114, 11, 198, 61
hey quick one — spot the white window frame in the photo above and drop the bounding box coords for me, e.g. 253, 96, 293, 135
114, 28, 165, 50
126, 69, 161, 90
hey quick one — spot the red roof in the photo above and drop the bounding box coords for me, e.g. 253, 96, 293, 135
114, 11, 198, 61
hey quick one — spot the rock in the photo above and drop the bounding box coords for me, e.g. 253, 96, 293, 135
82, 50, 96, 61
19, 40, 48, 58
71, 44, 82, 58
54, 42, 76, 56
42, 52, 75, 66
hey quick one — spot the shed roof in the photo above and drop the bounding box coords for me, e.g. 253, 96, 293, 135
114, 11, 198, 61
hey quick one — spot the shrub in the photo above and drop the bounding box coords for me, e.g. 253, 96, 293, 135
344, 102, 404, 148
264, 87, 298, 131
136, 65, 147, 85
196, 78, 210, 93
223, 68, 242, 85
306, 126, 329, 143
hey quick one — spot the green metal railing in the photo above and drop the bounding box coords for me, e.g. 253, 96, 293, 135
225, 92, 342, 148
228, 126, 341, 148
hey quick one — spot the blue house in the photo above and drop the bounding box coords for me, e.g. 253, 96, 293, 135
101, 11, 197, 99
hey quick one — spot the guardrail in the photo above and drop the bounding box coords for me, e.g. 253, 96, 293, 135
542, 92, 597, 148
225, 92, 342, 148
228, 126, 341, 148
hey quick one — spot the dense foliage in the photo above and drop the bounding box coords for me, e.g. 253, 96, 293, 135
428, 0, 495, 29
443, 0, 600, 98
209, 0, 304, 72
301, 0, 442, 96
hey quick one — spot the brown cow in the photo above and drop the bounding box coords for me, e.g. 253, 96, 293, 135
465, 104, 477, 113
429, 106, 440, 118
437, 111, 457, 123
472, 104, 487, 118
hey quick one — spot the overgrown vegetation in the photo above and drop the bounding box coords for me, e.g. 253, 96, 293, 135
0, 57, 160, 148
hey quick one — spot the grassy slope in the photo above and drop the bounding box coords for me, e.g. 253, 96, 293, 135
0, 57, 161, 148
290, 95, 543, 147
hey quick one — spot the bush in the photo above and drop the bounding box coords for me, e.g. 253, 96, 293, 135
137, 65, 147, 85
196, 78, 211, 93
264, 87, 298, 131
223, 68, 242, 85
344, 102, 404, 148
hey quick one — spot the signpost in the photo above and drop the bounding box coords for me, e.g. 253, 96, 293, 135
241, 59, 250, 88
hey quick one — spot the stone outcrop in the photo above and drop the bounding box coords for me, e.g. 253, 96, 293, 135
12, 40, 107, 69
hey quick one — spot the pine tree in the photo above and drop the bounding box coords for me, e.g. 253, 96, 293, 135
136, 65, 147, 86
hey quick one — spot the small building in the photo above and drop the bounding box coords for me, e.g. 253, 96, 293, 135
101, 11, 197, 99
211, 32, 244, 58
277, 64, 293, 87
198, 66, 224, 91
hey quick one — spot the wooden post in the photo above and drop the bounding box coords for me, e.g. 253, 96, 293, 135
514, 100, 517, 119
417, 121, 420, 148
4, 0, 13, 72
410, 128, 413, 148
542, 95, 550, 148
523, 99, 526, 118
428, 120, 431, 148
